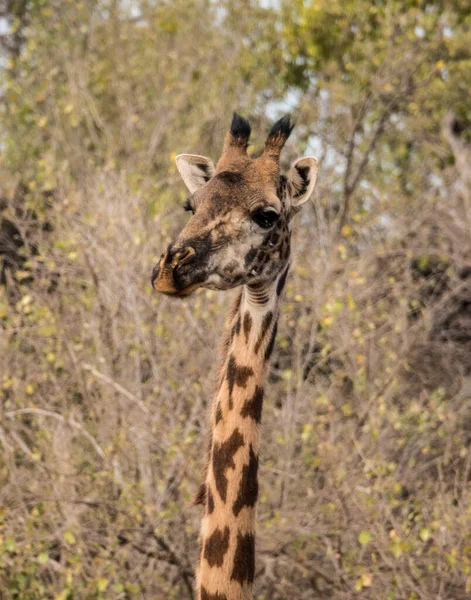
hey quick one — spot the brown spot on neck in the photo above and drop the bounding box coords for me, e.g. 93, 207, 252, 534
226, 356, 254, 410
276, 266, 289, 296
264, 322, 278, 362
242, 312, 252, 344
254, 311, 274, 354
207, 487, 215, 514
194, 483, 206, 506
212, 428, 244, 502
230, 314, 241, 343
240, 386, 264, 423
230, 532, 255, 584
232, 445, 259, 516
203, 526, 230, 567
215, 402, 223, 424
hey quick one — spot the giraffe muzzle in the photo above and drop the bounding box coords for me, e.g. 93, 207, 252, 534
151, 245, 201, 295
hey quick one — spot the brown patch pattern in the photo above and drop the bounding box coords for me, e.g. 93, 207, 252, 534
254, 311, 273, 354
212, 428, 244, 502
194, 483, 206, 506
230, 532, 255, 584
243, 312, 252, 344
276, 266, 289, 296
264, 322, 278, 362
231, 314, 241, 343
207, 487, 215, 514
240, 386, 264, 423
226, 355, 254, 410
203, 526, 230, 567
232, 445, 259, 516
215, 402, 223, 424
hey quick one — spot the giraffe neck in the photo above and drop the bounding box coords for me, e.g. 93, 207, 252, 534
197, 267, 288, 600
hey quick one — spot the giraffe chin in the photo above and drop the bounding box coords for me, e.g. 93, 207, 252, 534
158, 278, 236, 297
153, 279, 202, 297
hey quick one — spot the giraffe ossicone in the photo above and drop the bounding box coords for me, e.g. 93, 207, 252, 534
152, 112, 318, 600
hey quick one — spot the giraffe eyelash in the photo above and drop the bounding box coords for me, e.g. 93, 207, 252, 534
183, 198, 195, 214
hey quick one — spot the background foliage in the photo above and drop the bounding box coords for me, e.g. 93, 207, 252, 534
0, 1, 470, 598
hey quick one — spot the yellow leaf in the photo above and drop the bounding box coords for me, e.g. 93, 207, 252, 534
63, 530, 76, 545
301, 424, 313, 442
19, 294, 32, 307
419, 528, 431, 542
342, 403, 353, 417
347, 293, 356, 311
338, 244, 347, 260
97, 578, 109, 592
15, 270, 31, 281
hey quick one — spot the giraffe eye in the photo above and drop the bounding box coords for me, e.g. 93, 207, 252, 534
183, 199, 195, 214
251, 208, 279, 229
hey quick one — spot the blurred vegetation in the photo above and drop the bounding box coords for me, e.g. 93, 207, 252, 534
0, 1, 470, 598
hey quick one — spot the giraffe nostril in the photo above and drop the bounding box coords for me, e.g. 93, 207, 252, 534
175, 246, 196, 267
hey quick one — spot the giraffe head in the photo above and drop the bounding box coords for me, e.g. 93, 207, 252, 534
151, 113, 318, 297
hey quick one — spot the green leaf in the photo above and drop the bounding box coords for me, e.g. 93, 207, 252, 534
38, 551, 49, 564
358, 530, 372, 545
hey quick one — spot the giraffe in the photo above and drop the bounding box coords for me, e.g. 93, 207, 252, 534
151, 113, 318, 600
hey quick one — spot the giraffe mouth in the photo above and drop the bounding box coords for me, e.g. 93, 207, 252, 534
151, 267, 206, 297
152, 263, 245, 296
151, 253, 209, 296
156, 281, 202, 297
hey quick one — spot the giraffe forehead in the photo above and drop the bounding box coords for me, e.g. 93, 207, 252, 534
195, 169, 280, 212
178, 204, 246, 243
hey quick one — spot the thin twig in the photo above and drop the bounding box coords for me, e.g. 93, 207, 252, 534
81, 362, 150, 415
5, 408, 107, 461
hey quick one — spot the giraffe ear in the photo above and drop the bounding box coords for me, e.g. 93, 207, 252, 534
288, 157, 318, 207
175, 154, 216, 194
